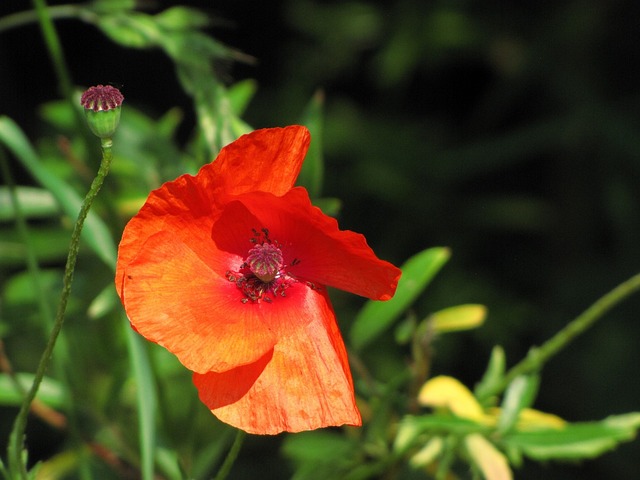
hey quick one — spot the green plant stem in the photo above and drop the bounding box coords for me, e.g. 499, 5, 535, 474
8, 139, 113, 479
32, 0, 72, 100
435, 436, 457, 480
0, 148, 56, 327
0, 4, 88, 33
213, 430, 247, 480
480, 273, 640, 401
31, 0, 87, 136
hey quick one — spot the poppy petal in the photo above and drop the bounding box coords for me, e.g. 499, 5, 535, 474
213, 125, 310, 197
193, 285, 361, 434
115, 173, 217, 300
212, 188, 401, 301
121, 231, 277, 373
115, 126, 310, 296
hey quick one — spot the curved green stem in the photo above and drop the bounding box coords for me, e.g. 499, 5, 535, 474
31, 0, 87, 137
8, 140, 113, 478
479, 273, 640, 401
0, 4, 89, 33
213, 430, 247, 480
32, 0, 73, 100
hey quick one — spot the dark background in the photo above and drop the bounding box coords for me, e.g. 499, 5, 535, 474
1, 0, 639, 478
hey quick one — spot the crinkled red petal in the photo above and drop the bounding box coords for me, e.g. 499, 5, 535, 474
120, 231, 277, 373
213, 125, 309, 197
213, 188, 401, 300
115, 126, 310, 298
193, 285, 361, 434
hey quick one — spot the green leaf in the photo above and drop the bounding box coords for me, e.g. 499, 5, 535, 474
228, 79, 258, 116
97, 12, 161, 48
29, 450, 79, 480
475, 346, 506, 404
397, 414, 491, 439
496, 375, 540, 435
87, 284, 119, 319
314, 197, 341, 217
0, 187, 59, 221
125, 317, 157, 480
350, 247, 450, 351
0, 116, 117, 269
0, 373, 66, 408
0, 226, 71, 267
154, 6, 210, 31
503, 413, 640, 461
282, 431, 358, 480
88, 0, 136, 15
1, 269, 61, 307
297, 91, 325, 198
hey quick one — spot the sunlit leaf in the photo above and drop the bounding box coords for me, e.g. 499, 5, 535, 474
350, 247, 450, 350
465, 433, 513, 480
398, 413, 490, 437
0, 116, 117, 269
431, 304, 487, 333
154, 6, 210, 30
28, 449, 78, 480
228, 80, 258, 116
496, 375, 539, 434
409, 436, 443, 468
125, 316, 157, 480
87, 284, 118, 320
98, 12, 161, 48
0, 227, 71, 267
0, 374, 66, 408
89, 0, 136, 15
515, 408, 566, 431
297, 90, 325, 198
475, 346, 506, 404
503, 413, 640, 460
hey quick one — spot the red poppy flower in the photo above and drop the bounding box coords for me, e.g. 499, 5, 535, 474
115, 126, 401, 434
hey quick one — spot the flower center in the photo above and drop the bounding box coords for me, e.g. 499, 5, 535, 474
225, 228, 298, 304
246, 242, 283, 282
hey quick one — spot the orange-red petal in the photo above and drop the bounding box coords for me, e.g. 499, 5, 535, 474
212, 126, 310, 197
120, 231, 277, 373
115, 126, 310, 297
193, 285, 361, 434
212, 188, 401, 300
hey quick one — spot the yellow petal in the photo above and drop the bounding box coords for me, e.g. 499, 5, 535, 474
431, 304, 487, 333
418, 376, 485, 422
465, 433, 513, 480
409, 436, 444, 468
517, 408, 566, 430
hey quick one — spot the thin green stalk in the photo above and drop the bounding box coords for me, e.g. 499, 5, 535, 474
479, 273, 640, 401
0, 147, 67, 426
31, 0, 87, 135
213, 430, 246, 480
0, 148, 55, 330
32, 0, 73, 101
435, 436, 457, 480
0, 4, 89, 33
8, 139, 113, 479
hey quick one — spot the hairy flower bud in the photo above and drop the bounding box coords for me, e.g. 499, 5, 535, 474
80, 85, 124, 139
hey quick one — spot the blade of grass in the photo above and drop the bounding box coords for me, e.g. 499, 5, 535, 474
125, 316, 157, 480
0, 116, 116, 269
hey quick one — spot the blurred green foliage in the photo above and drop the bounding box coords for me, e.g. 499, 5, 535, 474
1, 0, 640, 479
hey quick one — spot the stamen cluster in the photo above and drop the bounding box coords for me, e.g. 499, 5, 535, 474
226, 228, 293, 303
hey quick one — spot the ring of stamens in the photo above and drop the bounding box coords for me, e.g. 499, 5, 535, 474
225, 228, 303, 303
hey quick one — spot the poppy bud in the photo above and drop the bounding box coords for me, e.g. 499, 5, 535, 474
80, 85, 124, 139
